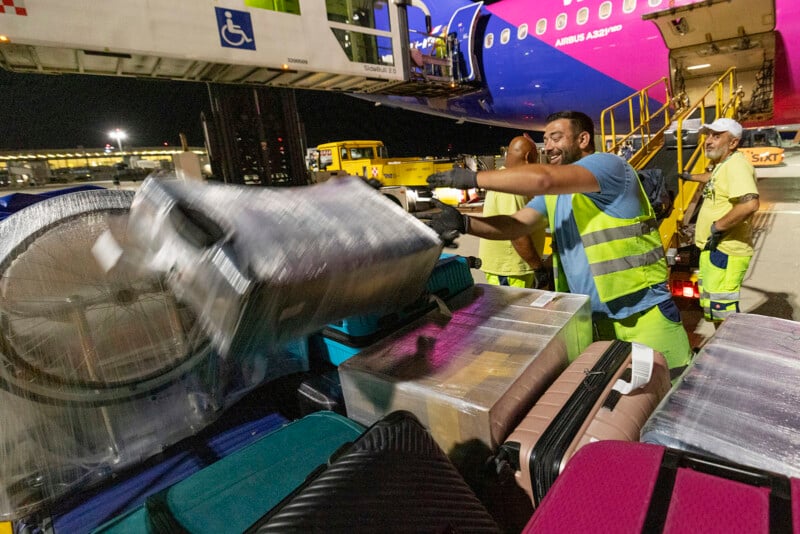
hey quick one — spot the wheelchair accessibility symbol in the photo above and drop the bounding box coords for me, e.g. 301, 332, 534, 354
215, 7, 256, 50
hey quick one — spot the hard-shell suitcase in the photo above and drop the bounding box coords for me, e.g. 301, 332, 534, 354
498, 340, 671, 506
48, 411, 288, 534
248, 411, 502, 533
317, 253, 475, 365
93, 411, 364, 534
126, 176, 442, 356
523, 440, 799, 533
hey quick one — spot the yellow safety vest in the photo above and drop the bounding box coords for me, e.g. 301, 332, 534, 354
544, 183, 667, 303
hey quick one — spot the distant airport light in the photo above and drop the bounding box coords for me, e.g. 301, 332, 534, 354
687, 63, 711, 71
0, 35, 9, 43
109, 129, 127, 151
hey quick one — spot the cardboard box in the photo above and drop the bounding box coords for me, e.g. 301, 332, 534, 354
340, 284, 592, 454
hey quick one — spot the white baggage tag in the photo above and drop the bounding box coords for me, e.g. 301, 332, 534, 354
430, 294, 452, 318
92, 230, 124, 273
530, 292, 556, 308
612, 342, 654, 394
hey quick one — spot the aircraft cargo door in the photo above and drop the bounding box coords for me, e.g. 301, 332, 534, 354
643, 0, 777, 121
446, 2, 483, 82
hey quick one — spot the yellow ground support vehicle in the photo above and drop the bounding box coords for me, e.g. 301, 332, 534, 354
738, 127, 785, 167
308, 140, 457, 212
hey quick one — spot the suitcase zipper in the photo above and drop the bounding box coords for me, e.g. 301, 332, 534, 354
530, 340, 631, 506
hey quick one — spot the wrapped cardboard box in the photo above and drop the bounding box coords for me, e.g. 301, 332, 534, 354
126, 176, 442, 356
641, 313, 800, 478
340, 284, 592, 454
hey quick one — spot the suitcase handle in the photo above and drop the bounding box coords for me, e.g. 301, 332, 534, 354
643, 447, 793, 533
168, 201, 227, 250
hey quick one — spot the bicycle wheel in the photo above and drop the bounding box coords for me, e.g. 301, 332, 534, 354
0, 189, 211, 405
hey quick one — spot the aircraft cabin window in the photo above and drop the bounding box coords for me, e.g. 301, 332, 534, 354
556, 13, 567, 30
501, 28, 511, 44
623, 0, 636, 14
518, 23, 528, 40
599, 2, 612, 19
536, 19, 547, 35
577, 7, 589, 25
485, 33, 494, 48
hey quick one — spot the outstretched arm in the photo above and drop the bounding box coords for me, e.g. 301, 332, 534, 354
467, 206, 544, 241
476, 163, 600, 197
427, 162, 600, 197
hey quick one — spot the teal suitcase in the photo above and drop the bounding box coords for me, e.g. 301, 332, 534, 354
93, 411, 364, 534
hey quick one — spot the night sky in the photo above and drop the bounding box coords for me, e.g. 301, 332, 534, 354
0, 68, 523, 157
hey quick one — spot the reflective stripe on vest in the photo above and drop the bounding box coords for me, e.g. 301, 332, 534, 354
544, 179, 667, 302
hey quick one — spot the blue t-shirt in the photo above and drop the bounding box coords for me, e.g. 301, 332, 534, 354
528, 152, 671, 320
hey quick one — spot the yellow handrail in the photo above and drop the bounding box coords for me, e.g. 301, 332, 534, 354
599, 77, 674, 165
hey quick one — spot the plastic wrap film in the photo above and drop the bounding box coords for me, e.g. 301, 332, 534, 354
339, 284, 593, 454
641, 313, 800, 477
0, 189, 308, 520
126, 176, 443, 356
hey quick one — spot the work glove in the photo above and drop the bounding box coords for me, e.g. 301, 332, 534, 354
678, 171, 692, 181
427, 199, 469, 246
533, 267, 552, 290
704, 222, 724, 252
426, 167, 478, 189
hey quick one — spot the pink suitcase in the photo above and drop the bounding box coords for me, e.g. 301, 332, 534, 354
524, 440, 799, 533
497, 340, 671, 506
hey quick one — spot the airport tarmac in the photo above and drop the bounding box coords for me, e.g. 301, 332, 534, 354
453, 147, 800, 349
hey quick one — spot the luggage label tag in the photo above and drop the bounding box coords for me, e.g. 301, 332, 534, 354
529, 292, 557, 308
429, 294, 453, 318
611, 342, 654, 394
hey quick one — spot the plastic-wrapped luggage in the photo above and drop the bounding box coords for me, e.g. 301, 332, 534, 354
126, 176, 443, 357
339, 284, 593, 454
641, 313, 800, 478
498, 340, 671, 506
523, 440, 799, 533
93, 411, 364, 534
251, 411, 502, 533
0, 189, 305, 520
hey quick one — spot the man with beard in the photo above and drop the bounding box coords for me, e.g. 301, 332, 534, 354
427, 110, 691, 377
679, 118, 759, 324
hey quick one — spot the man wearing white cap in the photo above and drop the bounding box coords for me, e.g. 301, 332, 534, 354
680, 117, 759, 323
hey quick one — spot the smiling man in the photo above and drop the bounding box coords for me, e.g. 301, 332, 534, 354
679, 118, 759, 324
427, 110, 691, 376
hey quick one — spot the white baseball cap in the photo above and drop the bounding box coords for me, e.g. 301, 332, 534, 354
699, 118, 743, 139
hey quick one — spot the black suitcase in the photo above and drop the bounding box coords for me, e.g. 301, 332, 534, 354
248, 411, 501, 533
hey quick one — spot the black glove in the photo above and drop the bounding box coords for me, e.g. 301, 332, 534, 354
533, 267, 552, 290
426, 167, 478, 189
427, 199, 469, 246
704, 222, 724, 251
678, 171, 692, 181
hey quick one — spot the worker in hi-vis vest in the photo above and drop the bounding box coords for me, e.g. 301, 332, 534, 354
427, 110, 692, 379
